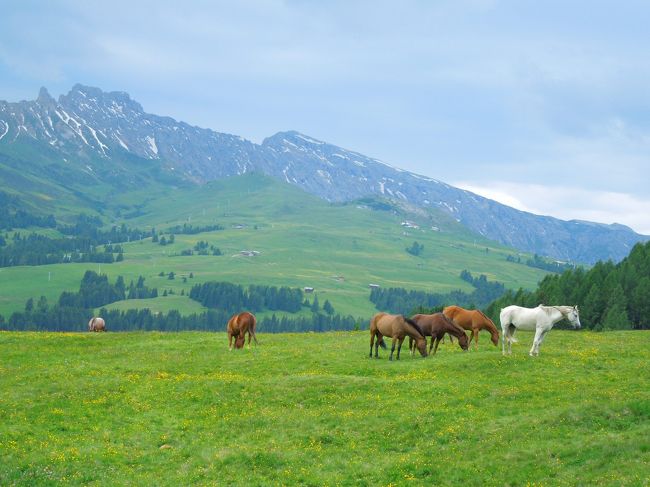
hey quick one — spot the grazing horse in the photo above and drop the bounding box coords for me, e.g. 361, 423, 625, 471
88, 317, 106, 332
227, 311, 258, 350
369, 312, 428, 360
408, 313, 469, 355
500, 305, 581, 356
443, 305, 499, 350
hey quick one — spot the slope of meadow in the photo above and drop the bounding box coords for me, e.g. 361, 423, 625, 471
1, 330, 648, 485
0, 174, 549, 319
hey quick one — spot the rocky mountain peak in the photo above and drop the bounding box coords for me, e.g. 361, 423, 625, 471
36, 87, 55, 107
0, 84, 646, 263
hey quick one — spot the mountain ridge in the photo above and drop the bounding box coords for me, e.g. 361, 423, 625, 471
0, 84, 646, 263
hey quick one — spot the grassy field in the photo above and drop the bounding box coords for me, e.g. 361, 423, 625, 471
0, 174, 549, 318
1, 330, 648, 486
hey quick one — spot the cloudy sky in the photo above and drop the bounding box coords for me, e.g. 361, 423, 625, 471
1, 1, 649, 233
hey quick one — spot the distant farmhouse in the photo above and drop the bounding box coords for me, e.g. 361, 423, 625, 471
400, 221, 419, 229
237, 250, 260, 257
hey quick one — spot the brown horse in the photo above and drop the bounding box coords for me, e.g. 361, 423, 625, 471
408, 313, 469, 355
443, 305, 499, 350
88, 317, 106, 332
369, 312, 428, 360
227, 311, 258, 350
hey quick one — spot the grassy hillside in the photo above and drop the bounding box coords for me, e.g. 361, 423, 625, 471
1, 330, 648, 485
0, 174, 550, 318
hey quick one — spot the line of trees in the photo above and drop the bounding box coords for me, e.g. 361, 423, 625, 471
510, 253, 576, 273
0, 233, 122, 267
1, 271, 158, 330
1, 305, 363, 333
189, 282, 305, 314
0, 190, 57, 230
166, 223, 224, 235
370, 270, 506, 315
486, 241, 650, 330
0, 213, 157, 267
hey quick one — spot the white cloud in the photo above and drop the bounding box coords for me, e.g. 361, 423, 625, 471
455, 181, 650, 235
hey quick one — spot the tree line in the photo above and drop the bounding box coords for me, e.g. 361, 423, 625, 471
508, 253, 576, 273
0, 232, 123, 267
0, 271, 351, 333
189, 282, 306, 314
486, 241, 650, 330
1, 305, 362, 334
2, 271, 157, 330
370, 270, 506, 315
0, 190, 57, 230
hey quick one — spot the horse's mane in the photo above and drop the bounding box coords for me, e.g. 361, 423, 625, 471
539, 305, 571, 316
403, 316, 426, 338
441, 313, 466, 337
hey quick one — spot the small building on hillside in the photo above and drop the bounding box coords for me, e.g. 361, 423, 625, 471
238, 250, 260, 257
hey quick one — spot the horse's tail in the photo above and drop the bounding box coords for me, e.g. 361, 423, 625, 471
499, 308, 518, 343
249, 314, 259, 344
403, 316, 425, 338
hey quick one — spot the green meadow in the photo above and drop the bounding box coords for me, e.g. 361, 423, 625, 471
0, 174, 549, 319
1, 330, 648, 485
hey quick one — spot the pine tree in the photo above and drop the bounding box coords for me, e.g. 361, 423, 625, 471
602, 284, 632, 330
311, 295, 320, 313
630, 277, 650, 328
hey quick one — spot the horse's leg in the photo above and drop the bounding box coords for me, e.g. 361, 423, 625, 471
397, 337, 406, 360
428, 336, 434, 354
389, 338, 397, 361
530, 328, 544, 356
369, 330, 375, 358
433, 336, 442, 355
536, 329, 549, 355
408, 336, 414, 356
228, 331, 233, 351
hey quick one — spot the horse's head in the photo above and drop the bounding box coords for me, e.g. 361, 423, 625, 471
415, 336, 428, 358
458, 332, 469, 351
490, 331, 500, 346
567, 305, 581, 329
235, 335, 245, 349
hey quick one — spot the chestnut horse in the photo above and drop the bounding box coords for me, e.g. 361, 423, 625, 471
369, 312, 428, 360
227, 311, 258, 350
443, 305, 499, 350
408, 313, 469, 355
88, 317, 106, 332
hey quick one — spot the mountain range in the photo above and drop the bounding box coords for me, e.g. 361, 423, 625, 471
0, 84, 646, 264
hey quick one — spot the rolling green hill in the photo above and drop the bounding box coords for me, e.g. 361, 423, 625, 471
1, 330, 648, 485
0, 174, 549, 319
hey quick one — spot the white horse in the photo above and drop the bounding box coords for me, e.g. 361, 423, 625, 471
500, 305, 580, 356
